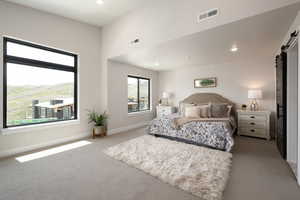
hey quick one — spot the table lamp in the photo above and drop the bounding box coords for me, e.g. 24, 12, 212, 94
248, 89, 262, 111
162, 92, 170, 105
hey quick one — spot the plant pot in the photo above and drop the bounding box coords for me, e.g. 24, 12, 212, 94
94, 126, 105, 136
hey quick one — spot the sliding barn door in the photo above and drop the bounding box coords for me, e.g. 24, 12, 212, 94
276, 52, 287, 159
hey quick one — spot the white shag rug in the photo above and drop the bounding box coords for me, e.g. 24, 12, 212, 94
104, 135, 232, 200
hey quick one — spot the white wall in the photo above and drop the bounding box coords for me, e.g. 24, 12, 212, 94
158, 58, 276, 135
102, 0, 300, 59
287, 42, 298, 168
0, 1, 102, 156
280, 12, 300, 49
107, 61, 158, 133
298, 36, 300, 186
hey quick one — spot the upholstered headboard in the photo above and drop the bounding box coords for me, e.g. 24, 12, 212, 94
180, 93, 234, 105
180, 93, 236, 117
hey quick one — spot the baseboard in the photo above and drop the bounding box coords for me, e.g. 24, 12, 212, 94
0, 131, 90, 159
287, 161, 298, 178
108, 121, 150, 135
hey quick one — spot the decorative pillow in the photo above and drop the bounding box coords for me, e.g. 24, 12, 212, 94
184, 106, 200, 118
198, 105, 211, 118
184, 105, 211, 118
227, 105, 233, 117
210, 103, 232, 118
179, 103, 195, 116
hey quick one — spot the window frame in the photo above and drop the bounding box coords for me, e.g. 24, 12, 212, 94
3, 37, 78, 128
128, 75, 151, 113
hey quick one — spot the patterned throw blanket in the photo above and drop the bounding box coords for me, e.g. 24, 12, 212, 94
146, 114, 235, 152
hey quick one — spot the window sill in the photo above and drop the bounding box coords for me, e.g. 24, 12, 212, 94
1, 119, 80, 136
128, 110, 153, 117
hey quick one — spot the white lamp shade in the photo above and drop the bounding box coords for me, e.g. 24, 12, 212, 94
248, 89, 262, 99
162, 92, 170, 99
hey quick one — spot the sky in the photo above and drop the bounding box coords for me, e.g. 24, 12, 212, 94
7, 63, 74, 86
128, 77, 138, 85
7, 42, 74, 86
8, 42, 74, 66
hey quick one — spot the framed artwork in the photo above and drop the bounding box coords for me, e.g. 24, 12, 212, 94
194, 77, 217, 88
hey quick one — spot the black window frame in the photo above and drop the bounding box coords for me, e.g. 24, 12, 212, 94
3, 37, 78, 128
128, 75, 151, 113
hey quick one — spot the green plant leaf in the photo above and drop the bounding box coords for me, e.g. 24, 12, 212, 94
87, 110, 108, 126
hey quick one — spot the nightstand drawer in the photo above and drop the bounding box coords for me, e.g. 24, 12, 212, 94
158, 111, 169, 116
156, 106, 176, 118
239, 128, 266, 137
159, 108, 171, 112
239, 114, 266, 121
239, 120, 266, 129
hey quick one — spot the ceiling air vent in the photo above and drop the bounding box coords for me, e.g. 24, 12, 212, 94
198, 8, 219, 22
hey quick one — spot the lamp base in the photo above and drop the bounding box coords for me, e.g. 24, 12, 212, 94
162, 98, 169, 106
250, 99, 259, 111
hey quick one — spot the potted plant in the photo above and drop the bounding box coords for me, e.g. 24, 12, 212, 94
88, 110, 108, 136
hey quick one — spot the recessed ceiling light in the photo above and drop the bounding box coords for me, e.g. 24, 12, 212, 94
96, 0, 104, 5
230, 46, 238, 52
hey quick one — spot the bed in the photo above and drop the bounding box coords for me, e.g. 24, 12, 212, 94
147, 93, 236, 151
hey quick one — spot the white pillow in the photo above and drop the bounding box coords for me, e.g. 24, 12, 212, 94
179, 103, 194, 116
184, 106, 200, 118
198, 105, 211, 118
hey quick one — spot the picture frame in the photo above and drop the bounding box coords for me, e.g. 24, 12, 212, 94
194, 77, 217, 88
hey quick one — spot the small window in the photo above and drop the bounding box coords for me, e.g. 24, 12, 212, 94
128, 76, 150, 113
3, 37, 78, 128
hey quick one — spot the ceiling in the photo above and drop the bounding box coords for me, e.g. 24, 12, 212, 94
4, 0, 153, 26
112, 3, 300, 71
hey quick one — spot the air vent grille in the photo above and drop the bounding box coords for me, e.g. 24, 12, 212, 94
198, 8, 219, 22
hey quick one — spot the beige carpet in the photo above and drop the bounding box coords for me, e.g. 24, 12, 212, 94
104, 135, 232, 200
1, 128, 300, 200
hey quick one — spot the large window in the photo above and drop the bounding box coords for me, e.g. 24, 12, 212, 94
128, 76, 150, 113
3, 37, 78, 128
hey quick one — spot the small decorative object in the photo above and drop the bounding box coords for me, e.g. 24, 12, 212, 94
162, 92, 170, 105
194, 77, 217, 88
248, 89, 262, 111
158, 99, 162, 106
88, 110, 108, 138
241, 104, 247, 110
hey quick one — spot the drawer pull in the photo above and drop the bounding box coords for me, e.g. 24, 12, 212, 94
250, 116, 255, 119
250, 129, 255, 132
250, 122, 256, 125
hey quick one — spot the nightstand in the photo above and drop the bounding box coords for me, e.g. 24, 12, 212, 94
156, 105, 176, 118
237, 110, 271, 140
